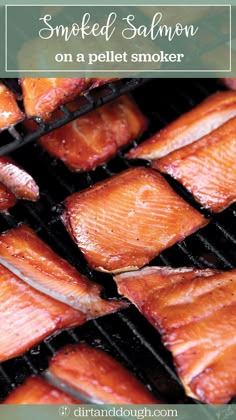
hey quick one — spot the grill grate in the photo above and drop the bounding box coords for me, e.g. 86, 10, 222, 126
0, 78, 235, 405
0, 79, 150, 156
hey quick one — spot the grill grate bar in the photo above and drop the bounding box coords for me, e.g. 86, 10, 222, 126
0, 79, 150, 157
195, 232, 235, 269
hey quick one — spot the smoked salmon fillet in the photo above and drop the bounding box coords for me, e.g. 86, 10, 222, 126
154, 117, 236, 213
0, 82, 23, 131
0, 156, 39, 201
0, 224, 126, 318
220, 78, 236, 90
126, 91, 236, 161
47, 344, 159, 404
20, 78, 91, 119
37, 95, 147, 172
0, 263, 86, 363
3, 377, 78, 404
114, 266, 236, 404
62, 167, 207, 273
0, 182, 17, 211
20, 78, 119, 120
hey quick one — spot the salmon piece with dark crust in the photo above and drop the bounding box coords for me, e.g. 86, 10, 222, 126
37, 95, 147, 172
20, 78, 92, 119
154, 117, 236, 212
114, 266, 236, 404
62, 167, 207, 273
3, 377, 79, 404
0, 82, 23, 131
48, 344, 159, 404
0, 224, 126, 318
0, 182, 17, 211
0, 156, 39, 201
0, 263, 86, 363
126, 91, 236, 161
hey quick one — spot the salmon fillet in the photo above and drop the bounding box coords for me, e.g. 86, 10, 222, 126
20, 78, 91, 119
0, 82, 23, 131
0, 156, 39, 201
37, 95, 147, 172
0, 263, 86, 362
3, 377, 78, 404
220, 78, 236, 90
0, 182, 17, 211
62, 167, 207, 273
47, 344, 159, 404
114, 266, 236, 404
20, 78, 119, 120
126, 91, 236, 160
155, 117, 236, 212
0, 224, 126, 318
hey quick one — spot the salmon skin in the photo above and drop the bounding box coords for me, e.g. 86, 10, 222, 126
0, 224, 126, 318
62, 167, 207, 273
126, 91, 236, 161
0, 182, 17, 212
20, 78, 119, 120
155, 117, 236, 213
0, 82, 23, 131
0, 156, 39, 201
220, 78, 236, 90
36, 95, 147, 172
114, 266, 236, 404
0, 263, 86, 363
3, 377, 78, 404
47, 344, 159, 404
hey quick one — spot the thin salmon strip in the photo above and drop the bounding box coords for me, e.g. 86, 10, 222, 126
126, 91, 236, 161
0, 82, 23, 131
155, 117, 236, 212
20, 78, 92, 119
0, 263, 86, 362
3, 377, 78, 404
37, 95, 147, 172
0, 224, 126, 318
0, 156, 39, 201
114, 266, 236, 404
47, 344, 159, 403
220, 78, 236, 90
0, 182, 17, 211
62, 167, 207, 273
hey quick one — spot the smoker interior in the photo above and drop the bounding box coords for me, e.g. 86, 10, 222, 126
0, 78, 235, 405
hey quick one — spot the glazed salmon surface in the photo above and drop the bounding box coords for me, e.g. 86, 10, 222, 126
62, 167, 207, 273
155, 117, 236, 212
20, 78, 91, 119
0, 182, 17, 211
38, 95, 147, 172
0, 264, 86, 363
3, 377, 78, 404
0, 82, 23, 131
126, 91, 236, 160
114, 266, 236, 404
48, 344, 159, 404
0, 156, 39, 201
0, 225, 126, 318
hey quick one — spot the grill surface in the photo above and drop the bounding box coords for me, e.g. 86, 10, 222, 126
0, 78, 235, 404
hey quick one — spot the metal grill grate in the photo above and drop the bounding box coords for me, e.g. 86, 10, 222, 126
0, 78, 235, 405
0, 79, 150, 156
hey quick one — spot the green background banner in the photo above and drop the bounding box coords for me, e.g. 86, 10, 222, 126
1, 404, 236, 420
1, 4, 235, 77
